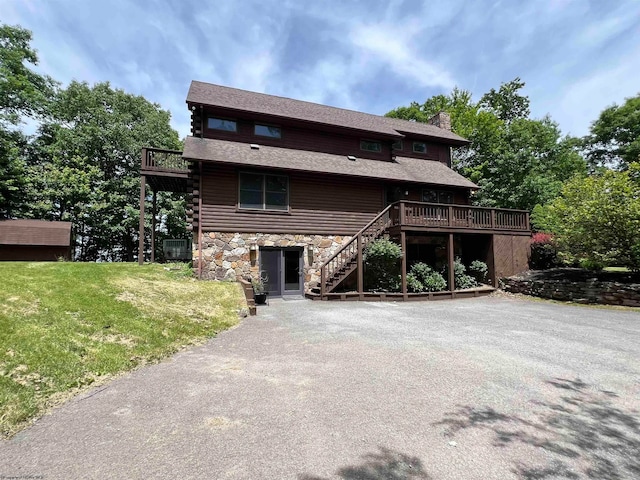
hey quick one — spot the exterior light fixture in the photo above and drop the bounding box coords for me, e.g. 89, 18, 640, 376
250, 144, 260, 150
347, 155, 356, 161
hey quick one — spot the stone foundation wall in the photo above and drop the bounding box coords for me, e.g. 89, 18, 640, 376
503, 277, 640, 307
194, 232, 353, 291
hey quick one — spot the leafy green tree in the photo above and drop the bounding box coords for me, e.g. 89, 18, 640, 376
585, 93, 640, 170
27, 81, 183, 261
478, 77, 530, 123
531, 163, 640, 270
0, 24, 56, 218
387, 79, 587, 210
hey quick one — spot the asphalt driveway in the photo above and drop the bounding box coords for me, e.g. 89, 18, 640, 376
2, 296, 640, 479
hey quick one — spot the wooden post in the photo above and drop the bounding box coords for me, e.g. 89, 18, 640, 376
525, 211, 530, 231
399, 200, 406, 225
197, 161, 203, 279
150, 189, 156, 263
138, 174, 146, 265
401, 230, 408, 300
491, 209, 496, 229
448, 205, 453, 227
321, 266, 326, 298
357, 234, 364, 299
448, 233, 455, 292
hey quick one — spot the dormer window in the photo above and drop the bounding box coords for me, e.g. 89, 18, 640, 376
413, 142, 427, 154
254, 124, 281, 138
360, 140, 382, 152
392, 140, 403, 151
208, 117, 237, 132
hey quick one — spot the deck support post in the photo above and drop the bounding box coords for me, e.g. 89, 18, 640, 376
197, 161, 203, 280
357, 234, 363, 299
151, 189, 156, 263
448, 233, 455, 292
138, 174, 146, 265
401, 230, 408, 300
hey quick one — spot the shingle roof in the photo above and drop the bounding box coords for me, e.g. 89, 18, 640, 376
183, 137, 477, 189
186, 81, 469, 145
0, 220, 72, 246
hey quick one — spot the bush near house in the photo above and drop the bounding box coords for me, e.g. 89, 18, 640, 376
530, 232, 560, 270
407, 263, 447, 292
364, 238, 402, 292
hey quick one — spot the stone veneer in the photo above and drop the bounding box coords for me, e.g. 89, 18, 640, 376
194, 232, 353, 291
503, 272, 640, 307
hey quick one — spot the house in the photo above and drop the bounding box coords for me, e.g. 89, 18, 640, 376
139, 81, 530, 299
0, 219, 72, 261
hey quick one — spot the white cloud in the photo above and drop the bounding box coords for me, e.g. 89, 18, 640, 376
349, 21, 456, 91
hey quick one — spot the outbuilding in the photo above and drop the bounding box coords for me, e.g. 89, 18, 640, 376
0, 219, 72, 261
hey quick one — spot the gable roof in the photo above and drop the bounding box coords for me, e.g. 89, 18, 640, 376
186, 81, 469, 145
183, 137, 477, 189
0, 220, 72, 246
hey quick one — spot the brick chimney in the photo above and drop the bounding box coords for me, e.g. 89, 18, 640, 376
427, 111, 452, 131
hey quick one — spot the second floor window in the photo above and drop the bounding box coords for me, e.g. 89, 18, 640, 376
254, 124, 281, 138
239, 173, 288, 211
208, 117, 237, 132
413, 142, 427, 154
360, 140, 382, 152
392, 140, 403, 151
422, 190, 453, 204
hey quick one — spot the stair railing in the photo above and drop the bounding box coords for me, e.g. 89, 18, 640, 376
320, 203, 396, 296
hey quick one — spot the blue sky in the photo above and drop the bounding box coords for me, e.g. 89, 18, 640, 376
4, 0, 640, 139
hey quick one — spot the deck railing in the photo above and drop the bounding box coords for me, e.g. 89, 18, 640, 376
391, 201, 530, 231
142, 147, 188, 173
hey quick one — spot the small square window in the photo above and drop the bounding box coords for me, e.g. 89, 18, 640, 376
360, 140, 382, 152
413, 142, 427, 154
208, 117, 237, 132
392, 140, 403, 151
255, 124, 281, 138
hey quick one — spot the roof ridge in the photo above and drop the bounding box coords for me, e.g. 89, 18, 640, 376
188, 80, 468, 144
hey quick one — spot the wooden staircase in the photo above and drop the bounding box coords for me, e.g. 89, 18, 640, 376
320, 204, 394, 296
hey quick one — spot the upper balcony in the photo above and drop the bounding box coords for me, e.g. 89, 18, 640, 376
140, 147, 188, 193
389, 201, 530, 234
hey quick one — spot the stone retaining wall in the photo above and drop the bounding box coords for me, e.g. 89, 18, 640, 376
502, 275, 640, 307
194, 232, 353, 291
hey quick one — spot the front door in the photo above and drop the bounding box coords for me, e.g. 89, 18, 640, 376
260, 248, 303, 297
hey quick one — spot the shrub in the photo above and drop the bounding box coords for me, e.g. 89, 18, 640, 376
408, 262, 447, 292
451, 258, 478, 290
469, 260, 488, 283
530, 232, 560, 270
406, 272, 423, 293
364, 238, 402, 292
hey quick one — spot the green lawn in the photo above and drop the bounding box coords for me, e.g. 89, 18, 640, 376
0, 262, 245, 438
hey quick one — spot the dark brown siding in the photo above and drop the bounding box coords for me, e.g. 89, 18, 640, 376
203, 110, 394, 162
394, 137, 451, 165
201, 164, 384, 235
493, 234, 530, 280
0, 245, 70, 261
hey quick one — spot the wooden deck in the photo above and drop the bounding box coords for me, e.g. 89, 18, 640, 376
390, 201, 529, 234
308, 285, 496, 301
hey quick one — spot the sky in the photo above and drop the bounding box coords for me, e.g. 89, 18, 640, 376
3, 0, 640, 139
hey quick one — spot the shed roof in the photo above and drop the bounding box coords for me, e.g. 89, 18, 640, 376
0, 220, 72, 246
186, 81, 469, 145
183, 137, 477, 189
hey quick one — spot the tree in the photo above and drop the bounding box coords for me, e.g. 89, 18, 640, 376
531, 163, 640, 270
0, 24, 56, 218
585, 93, 640, 170
27, 81, 183, 261
387, 79, 587, 210
478, 77, 530, 123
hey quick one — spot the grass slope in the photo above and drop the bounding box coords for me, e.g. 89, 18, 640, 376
0, 262, 245, 438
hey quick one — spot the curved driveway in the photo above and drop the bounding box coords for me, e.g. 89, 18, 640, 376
2, 296, 640, 479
